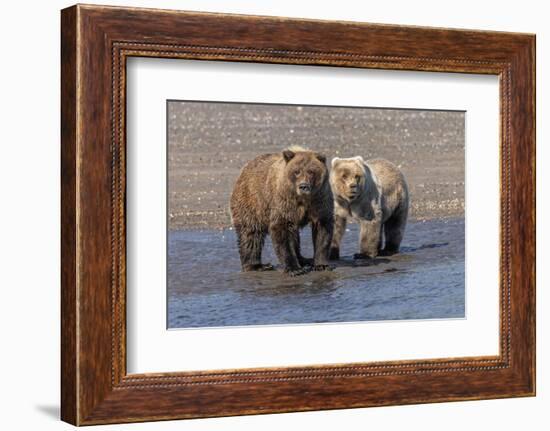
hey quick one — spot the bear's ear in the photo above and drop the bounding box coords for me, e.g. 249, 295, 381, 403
353, 156, 365, 164
331, 157, 341, 167
316, 153, 327, 164
282, 150, 295, 163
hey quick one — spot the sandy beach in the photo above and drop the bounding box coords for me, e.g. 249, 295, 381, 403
168, 101, 464, 230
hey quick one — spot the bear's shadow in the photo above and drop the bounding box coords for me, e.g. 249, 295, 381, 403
400, 242, 449, 253
331, 256, 392, 268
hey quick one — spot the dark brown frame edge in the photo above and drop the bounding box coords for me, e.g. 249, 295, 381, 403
61, 4, 535, 426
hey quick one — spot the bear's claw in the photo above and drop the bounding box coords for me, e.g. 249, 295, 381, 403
242, 263, 275, 272
313, 264, 333, 271
258, 263, 275, 271
285, 267, 310, 277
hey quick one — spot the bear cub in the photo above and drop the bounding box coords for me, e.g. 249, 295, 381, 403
329, 157, 409, 260
230, 146, 334, 276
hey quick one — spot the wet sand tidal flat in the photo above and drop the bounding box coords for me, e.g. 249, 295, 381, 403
167, 102, 465, 329
168, 219, 465, 328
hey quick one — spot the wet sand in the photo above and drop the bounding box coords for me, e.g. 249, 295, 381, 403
168, 218, 465, 328
168, 102, 464, 230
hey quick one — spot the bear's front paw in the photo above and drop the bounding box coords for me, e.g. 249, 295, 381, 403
312, 264, 333, 272
329, 247, 340, 260
284, 267, 310, 277
243, 263, 275, 272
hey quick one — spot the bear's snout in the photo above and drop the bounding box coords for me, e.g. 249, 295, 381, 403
298, 182, 312, 193
347, 182, 359, 197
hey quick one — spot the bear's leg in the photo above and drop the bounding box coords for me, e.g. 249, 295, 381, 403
293, 230, 314, 267
236, 227, 273, 272
355, 219, 382, 259
270, 222, 308, 276
329, 215, 347, 260
381, 210, 407, 256
312, 218, 333, 270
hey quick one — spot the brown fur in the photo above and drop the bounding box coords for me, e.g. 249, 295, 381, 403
230, 147, 334, 276
329, 156, 409, 259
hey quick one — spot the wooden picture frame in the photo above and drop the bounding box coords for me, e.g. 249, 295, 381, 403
61, 4, 535, 425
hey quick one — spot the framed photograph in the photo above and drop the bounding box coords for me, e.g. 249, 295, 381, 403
61, 4, 535, 425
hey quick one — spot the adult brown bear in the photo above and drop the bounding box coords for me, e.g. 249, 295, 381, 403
329, 156, 409, 260
230, 146, 334, 276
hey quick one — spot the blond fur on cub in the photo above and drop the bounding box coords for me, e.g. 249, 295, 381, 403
329, 156, 409, 259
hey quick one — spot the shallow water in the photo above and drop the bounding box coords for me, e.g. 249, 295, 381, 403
167, 218, 465, 329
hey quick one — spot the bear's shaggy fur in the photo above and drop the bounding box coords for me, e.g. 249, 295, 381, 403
230, 147, 334, 276
329, 157, 409, 259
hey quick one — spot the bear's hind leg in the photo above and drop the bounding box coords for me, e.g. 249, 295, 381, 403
311, 218, 333, 271
236, 227, 272, 272
292, 230, 313, 267
270, 222, 308, 276
380, 210, 407, 256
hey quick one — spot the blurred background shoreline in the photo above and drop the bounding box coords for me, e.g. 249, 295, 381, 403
168, 101, 465, 230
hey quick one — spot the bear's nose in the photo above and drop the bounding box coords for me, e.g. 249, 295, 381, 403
298, 182, 311, 192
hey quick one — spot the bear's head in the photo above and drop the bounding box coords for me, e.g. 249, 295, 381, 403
330, 156, 369, 202
282, 148, 328, 197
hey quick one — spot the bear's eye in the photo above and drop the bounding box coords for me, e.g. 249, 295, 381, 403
355, 175, 361, 181
342, 174, 348, 180
307, 169, 315, 175
293, 170, 301, 176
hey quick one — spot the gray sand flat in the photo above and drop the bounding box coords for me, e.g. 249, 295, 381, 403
168, 102, 464, 230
